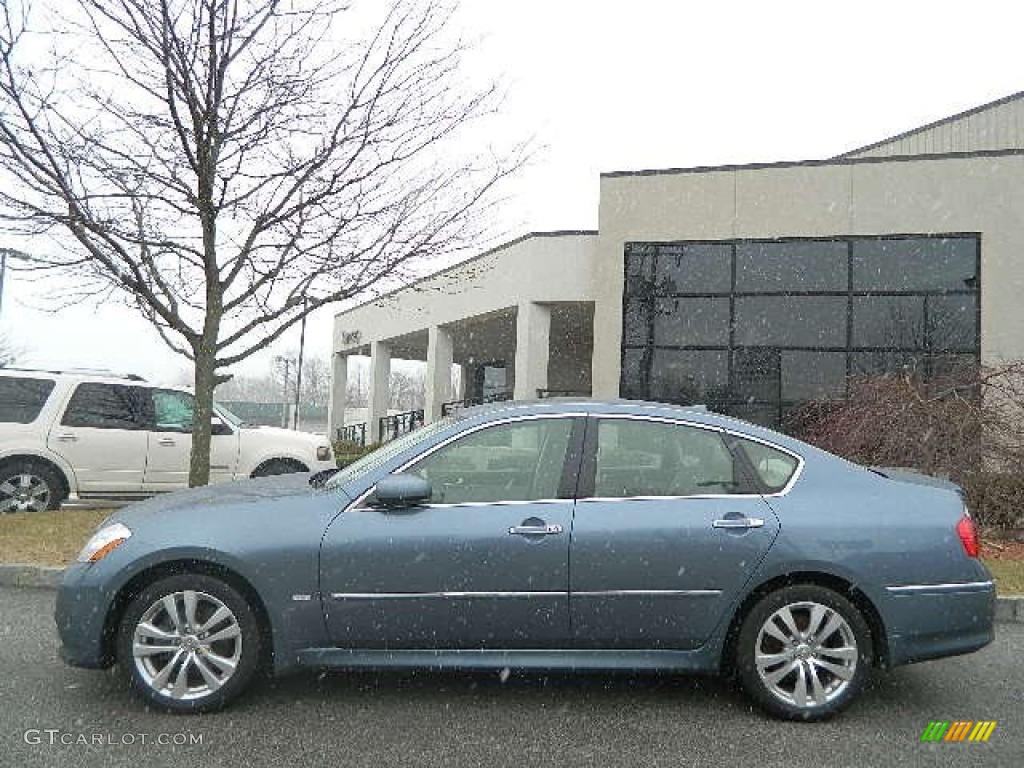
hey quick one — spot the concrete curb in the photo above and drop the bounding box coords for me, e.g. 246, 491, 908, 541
0, 563, 66, 590
1, 562, 1023, 623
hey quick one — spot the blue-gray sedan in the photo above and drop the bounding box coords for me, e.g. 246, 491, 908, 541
55, 400, 995, 720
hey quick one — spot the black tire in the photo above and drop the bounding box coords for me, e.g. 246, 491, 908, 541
117, 573, 261, 713
735, 584, 873, 721
0, 459, 66, 513
251, 458, 307, 478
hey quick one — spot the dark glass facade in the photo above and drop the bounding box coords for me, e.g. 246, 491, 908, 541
620, 235, 980, 428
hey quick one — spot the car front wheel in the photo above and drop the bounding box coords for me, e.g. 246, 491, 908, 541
118, 573, 261, 712
735, 584, 873, 721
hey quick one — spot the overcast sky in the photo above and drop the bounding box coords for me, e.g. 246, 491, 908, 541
3, 0, 1022, 384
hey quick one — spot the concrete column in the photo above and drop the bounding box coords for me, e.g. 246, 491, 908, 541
367, 341, 391, 442
327, 353, 349, 441
513, 302, 551, 400
425, 325, 454, 422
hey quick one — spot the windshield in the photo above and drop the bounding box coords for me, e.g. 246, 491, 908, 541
325, 417, 457, 489
213, 401, 244, 428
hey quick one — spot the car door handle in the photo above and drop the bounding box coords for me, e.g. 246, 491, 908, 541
157, 437, 176, 446
508, 524, 564, 536
54, 433, 78, 442
712, 517, 765, 530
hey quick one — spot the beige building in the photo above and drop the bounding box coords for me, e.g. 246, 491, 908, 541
331, 92, 1024, 442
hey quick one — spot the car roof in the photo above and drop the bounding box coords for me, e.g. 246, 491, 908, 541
451, 397, 809, 453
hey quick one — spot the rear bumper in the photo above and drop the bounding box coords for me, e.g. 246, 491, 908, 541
883, 581, 996, 667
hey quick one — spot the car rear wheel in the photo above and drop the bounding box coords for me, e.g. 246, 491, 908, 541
118, 573, 261, 712
0, 460, 65, 513
735, 584, 872, 721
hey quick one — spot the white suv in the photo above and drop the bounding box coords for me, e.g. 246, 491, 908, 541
0, 368, 335, 512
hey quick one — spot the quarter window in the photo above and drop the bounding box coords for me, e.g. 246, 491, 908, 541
404, 419, 573, 505
0, 377, 55, 424
593, 419, 744, 498
733, 438, 799, 493
61, 383, 149, 430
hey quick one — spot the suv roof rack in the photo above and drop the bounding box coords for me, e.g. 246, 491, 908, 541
0, 367, 147, 382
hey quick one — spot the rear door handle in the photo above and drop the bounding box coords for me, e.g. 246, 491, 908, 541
712, 517, 764, 530
157, 437, 176, 446
509, 524, 563, 536
54, 433, 78, 442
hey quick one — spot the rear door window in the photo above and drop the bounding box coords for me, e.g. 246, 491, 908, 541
60, 383, 151, 430
0, 376, 56, 423
593, 419, 747, 497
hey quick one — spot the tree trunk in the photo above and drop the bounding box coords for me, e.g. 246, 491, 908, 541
190, 348, 217, 487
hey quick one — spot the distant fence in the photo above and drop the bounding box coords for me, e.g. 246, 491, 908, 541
219, 401, 328, 433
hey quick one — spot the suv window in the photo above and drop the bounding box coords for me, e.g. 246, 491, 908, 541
594, 419, 744, 497
0, 376, 56, 424
733, 437, 799, 492
153, 389, 195, 432
404, 418, 573, 505
60, 383, 150, 430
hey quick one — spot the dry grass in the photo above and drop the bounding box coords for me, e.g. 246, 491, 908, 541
984, 558, 1024, 596
0, 509, 111, 566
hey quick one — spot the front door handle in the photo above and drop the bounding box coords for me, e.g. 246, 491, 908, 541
712, 517, 764, 530
509, 524, 563, 536
157, 437, 176, 447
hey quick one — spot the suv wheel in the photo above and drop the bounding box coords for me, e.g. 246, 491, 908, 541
251, 458, 306, 478
735, 584, 873, 721
0, 460, 65, 513
118, 573, 261, 712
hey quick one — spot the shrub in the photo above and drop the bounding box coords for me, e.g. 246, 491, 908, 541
785, 361, 1024, 528
333, 440, 380, 468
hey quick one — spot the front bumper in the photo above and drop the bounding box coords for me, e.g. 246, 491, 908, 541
883, 581, 996, 667
54, 562, 118, 669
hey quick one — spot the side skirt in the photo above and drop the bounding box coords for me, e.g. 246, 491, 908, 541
294, 647, 719, 673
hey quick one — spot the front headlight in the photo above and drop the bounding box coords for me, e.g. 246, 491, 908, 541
316, 445, 332, 461
76, 522, 132, 563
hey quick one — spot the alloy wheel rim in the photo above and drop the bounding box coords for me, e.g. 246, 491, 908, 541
754, 600, 858, 709
132, 590, 242, 701
0, 473, 51, 513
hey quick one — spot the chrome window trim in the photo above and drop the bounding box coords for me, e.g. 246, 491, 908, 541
578, 412, 805, 501
349, 412, 587, 511
885, 580, 994, 595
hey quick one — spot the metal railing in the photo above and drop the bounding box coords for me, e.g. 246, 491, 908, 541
378, 409, 424, 443
336, 422, 366, 447
440, 390, 513, 417
536, 389, 590, 399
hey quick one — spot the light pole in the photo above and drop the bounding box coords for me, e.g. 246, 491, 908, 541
293, 297, 308, 430
0, 248, 31, 319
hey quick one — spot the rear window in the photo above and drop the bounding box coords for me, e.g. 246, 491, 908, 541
0, 376, 56, 424
734, 437, 800, 492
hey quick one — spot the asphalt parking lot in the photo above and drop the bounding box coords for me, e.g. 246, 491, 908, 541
1, 586, 1020, 768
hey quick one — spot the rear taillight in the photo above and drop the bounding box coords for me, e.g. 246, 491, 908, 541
956, 513, 980, 558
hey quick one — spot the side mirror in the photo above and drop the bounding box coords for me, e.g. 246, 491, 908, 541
211, 416, 232, 436
374, 473, 432, 508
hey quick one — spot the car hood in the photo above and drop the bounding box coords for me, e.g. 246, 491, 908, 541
112, 472, 346, 522
870, 466, 963, 495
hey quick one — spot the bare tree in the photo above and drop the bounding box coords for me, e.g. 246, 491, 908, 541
0, 0, 521, 484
